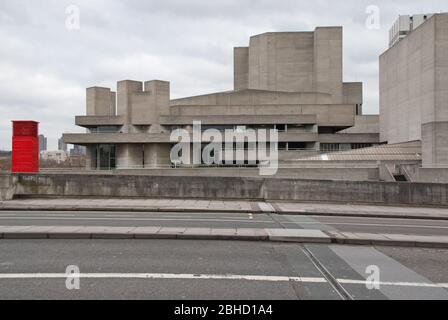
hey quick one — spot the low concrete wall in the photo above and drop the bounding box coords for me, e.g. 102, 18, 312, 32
12, 173, 448, 206
40, 167, 380, 181
0, 173, 15, 201
400, 164, 448, 184
115, 167, 380, 181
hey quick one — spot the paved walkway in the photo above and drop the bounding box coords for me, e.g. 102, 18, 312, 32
0, 225, 447, 249
0, 198, 255, 212
1, 198, 447, 220
273, 202, 448, 220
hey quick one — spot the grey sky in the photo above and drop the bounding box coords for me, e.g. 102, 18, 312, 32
0, 0, 446, 150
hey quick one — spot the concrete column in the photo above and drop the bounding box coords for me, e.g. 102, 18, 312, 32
144, 144, 171, 168
85, 145, 95, 170
116, 144, 144, 169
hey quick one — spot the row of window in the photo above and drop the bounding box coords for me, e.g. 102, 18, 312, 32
320, 143, 374, 152
88, 124, 315, 134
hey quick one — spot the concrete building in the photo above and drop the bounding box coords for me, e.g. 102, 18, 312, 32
58, 137, 67, 152
380, 13, 448, 169
64, 27, 380, 172
38, 134, 47, 152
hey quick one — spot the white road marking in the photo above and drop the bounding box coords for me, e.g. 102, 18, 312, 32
0, 272, 446, 289
338, 279, 448, 288
0, 273, 325, 283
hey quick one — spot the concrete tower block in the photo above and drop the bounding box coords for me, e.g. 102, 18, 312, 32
313, 27, 343, 103
130, 80, 170, 133
248, 32, 315, 92
234, 47, 249, 90
422, 14, 448, 167
117, 80, 143, 125
144, 80, 170, 105
86, 87, 115, 116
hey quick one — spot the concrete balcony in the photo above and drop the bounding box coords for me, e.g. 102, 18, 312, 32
63, 133, 172, 144
319, 133, 380, 144
278, 132, 318, 142
63, 131, 318, 145
75, 116, 125, 128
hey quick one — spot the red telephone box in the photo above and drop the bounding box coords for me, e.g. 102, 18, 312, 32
11, 121, 39, 173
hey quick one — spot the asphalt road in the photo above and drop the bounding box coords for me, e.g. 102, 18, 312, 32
0, 210, 447, 236
0, 239, 447, 300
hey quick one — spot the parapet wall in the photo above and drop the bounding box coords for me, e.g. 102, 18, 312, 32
11, 173, 448, 207
0, 173, 15, 201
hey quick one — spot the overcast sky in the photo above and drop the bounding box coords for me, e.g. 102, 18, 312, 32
0, 0, 447, 150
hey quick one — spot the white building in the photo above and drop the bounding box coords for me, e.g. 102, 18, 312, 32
40, 151, 69, 163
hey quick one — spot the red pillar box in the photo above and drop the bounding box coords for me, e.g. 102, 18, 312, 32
11, 121, 39, 173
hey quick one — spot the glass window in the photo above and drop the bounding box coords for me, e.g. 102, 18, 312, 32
288, 142, 306, 150
95, 144, 116, 170
320, 143, 340, 152
351, 143, 373, 150
90, 126, 120, 133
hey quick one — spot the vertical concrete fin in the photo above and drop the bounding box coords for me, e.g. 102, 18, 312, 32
234, 47, 249, 90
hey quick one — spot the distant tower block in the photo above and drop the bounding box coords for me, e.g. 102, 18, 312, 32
11, 121, 39, 173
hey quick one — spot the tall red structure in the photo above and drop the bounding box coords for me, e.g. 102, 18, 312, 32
11, 121, 39, 173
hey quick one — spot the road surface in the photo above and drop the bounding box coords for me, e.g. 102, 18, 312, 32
0, 239, 447, 299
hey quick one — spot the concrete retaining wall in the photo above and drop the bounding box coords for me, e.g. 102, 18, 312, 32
11, 173, 448, 206
0, 173, 14, 201
40, 166, 380, 181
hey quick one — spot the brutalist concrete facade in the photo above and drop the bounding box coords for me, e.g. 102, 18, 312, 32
64, 27, 380, 170
380, 13, 448, 168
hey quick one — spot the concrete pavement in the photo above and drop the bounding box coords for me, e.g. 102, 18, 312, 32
2, 198, 448, 220
1, 210, 448, 236
0, 225, 447, 249
0, 239, 447, 299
